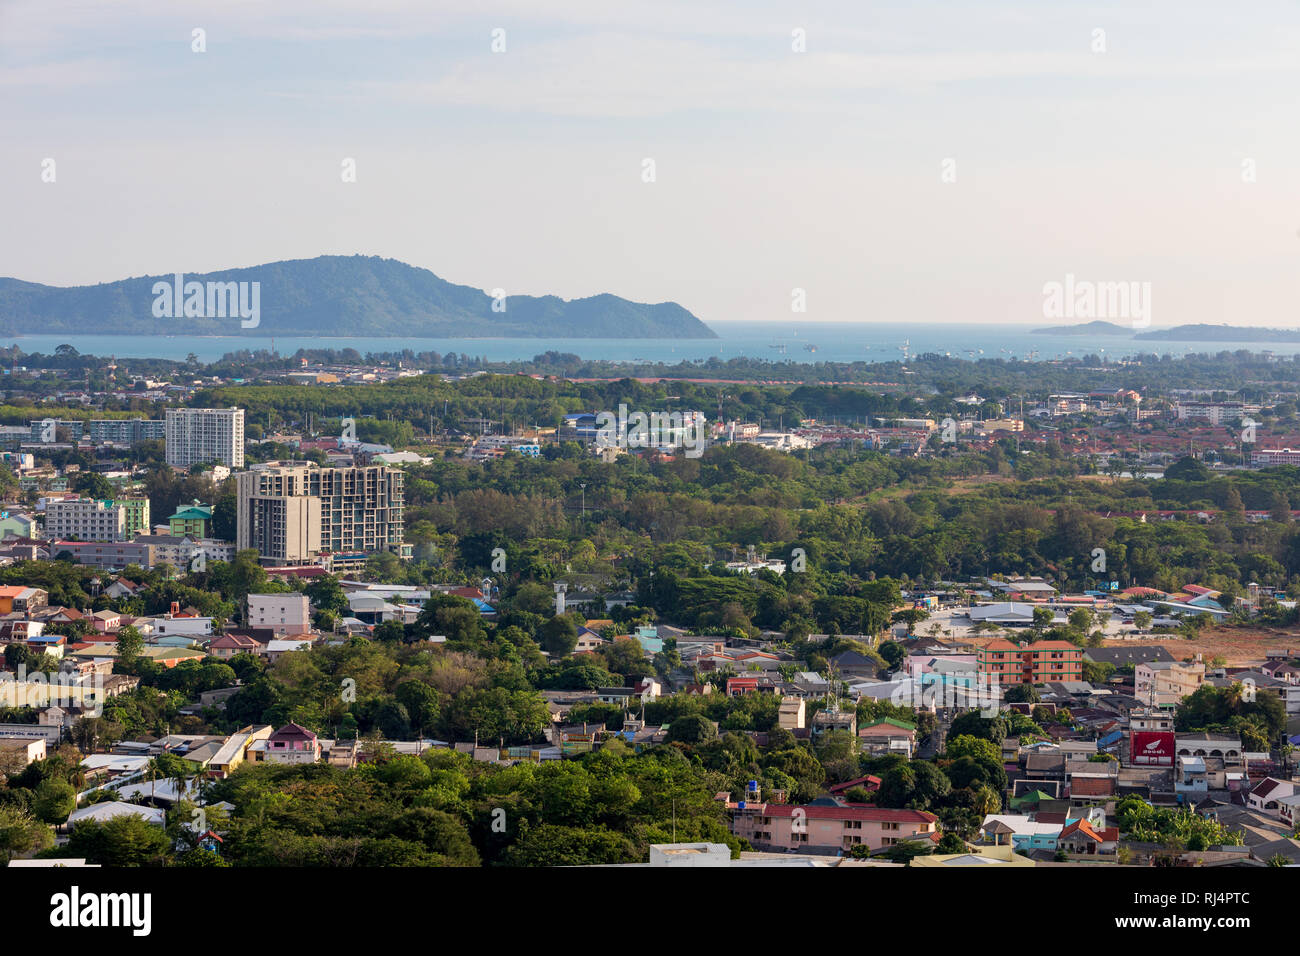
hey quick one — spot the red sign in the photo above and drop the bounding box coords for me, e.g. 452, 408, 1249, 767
1131, 731, 1174, 767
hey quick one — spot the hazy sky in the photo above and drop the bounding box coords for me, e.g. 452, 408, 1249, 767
3, 0, 1299, 328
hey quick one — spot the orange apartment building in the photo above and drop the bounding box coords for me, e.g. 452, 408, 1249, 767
978, 639, 1084, 686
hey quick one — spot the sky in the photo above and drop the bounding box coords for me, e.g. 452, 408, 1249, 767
3, 0, 1299, 329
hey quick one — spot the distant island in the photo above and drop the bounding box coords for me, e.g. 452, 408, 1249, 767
1034, 321, 1300, 343
0, 255, 717, 339
1032, 320, 1134, 336
1134, 324, 1300, 342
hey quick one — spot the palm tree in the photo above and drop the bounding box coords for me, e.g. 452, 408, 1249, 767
143, 758, 160, 802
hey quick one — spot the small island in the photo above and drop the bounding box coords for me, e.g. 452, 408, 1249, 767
1033, 321, 1300, 343
1032, 320, 1136, 336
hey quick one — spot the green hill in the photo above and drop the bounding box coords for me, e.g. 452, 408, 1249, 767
0, 255, 717, 339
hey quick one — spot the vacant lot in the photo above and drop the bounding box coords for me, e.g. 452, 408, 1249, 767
1110, 625, 1300, 667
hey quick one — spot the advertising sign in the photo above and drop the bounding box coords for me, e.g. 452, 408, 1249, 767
1130, 731, 1175, 767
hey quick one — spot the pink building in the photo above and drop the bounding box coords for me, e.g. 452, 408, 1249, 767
255, 722, 321, 765
731, 801, 938, 854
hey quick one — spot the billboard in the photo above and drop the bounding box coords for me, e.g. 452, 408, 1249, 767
1130, 731, 1175, 767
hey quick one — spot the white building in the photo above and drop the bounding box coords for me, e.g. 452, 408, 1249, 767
66, 801, 166, 828
165, 407, 245, 469
1174, 402, 1251, 425
144, 614, 214, 638
247, 593, 312, 636
1252, 448, 1300, 466
44, 498, 127, 542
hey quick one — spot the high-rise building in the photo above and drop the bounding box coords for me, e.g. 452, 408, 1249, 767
165, 407, 245, 469
235, 462, 405, 566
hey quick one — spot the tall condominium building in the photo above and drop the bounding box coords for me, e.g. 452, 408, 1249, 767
165, 407, 245, 469
44, 498, 128, 542
235, 462, 406, 566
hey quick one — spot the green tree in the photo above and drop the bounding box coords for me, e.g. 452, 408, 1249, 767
65, 814, 171, 866
115, 625, 144, 663
539, 615, 580, 658
33, 778, 76, 824
666, 714, 718, 745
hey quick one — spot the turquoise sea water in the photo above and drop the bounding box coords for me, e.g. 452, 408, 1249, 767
4, 322, 1295, 365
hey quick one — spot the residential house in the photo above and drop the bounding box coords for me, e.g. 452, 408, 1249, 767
777, 696, 806, 731
1057, 816, 1120, 855
810, 708, 857, 741
206, 725, 274, 778
1248, 777, 1298, 816
1175, 755, 1210, 799
1134, 660, 1205, 709
102, 577, 141, 601
978, 814, 1061, 852
89, 609, 121, 633
857, 718, 917, 758
827, 650, 879, 680
573, 627, 608, 655
261, 638, 314, 663
0, 585, 47, 614
253, 722, 321, 765
207, 633, 261, 660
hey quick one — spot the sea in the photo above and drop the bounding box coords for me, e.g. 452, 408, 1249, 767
5, 322, 1298, 366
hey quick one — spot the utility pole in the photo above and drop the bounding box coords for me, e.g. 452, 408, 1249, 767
580, 483, 586, 518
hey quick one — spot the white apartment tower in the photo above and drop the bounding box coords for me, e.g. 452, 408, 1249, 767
166, 407, 245, 469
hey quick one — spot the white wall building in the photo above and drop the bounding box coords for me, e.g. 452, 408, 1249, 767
247, 592, 312, 636
165, 407, 245, 469
44, 498, 127, 542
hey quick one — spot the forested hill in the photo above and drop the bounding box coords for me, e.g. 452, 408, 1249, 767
0, 255, 717, 339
